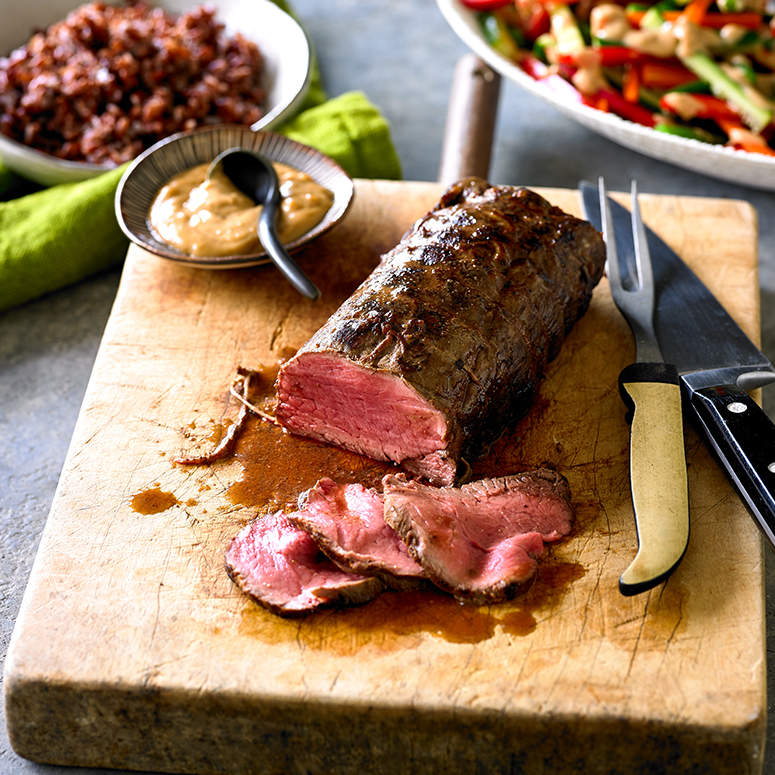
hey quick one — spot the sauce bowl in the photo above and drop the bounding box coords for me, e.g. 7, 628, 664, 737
0, 0, 312, 187
115, 125, 355, 269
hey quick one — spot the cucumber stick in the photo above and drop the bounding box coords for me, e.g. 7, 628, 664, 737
549, 4, 586, 52
478, 12, 522, 59
681, 51, 772, 132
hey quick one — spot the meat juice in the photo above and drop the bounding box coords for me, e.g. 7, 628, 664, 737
130, 486, 180, 515
221, 410, 586, 649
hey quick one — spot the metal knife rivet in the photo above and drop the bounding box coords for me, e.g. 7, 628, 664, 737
769, 463, 775, 473
727, 402, 747, 414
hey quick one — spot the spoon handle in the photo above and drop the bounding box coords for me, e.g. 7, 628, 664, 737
258, 206, 321, 301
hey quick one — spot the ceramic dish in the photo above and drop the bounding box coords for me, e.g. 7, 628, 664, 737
436, 0, 775, 192
0, 0, 312, 187
116, 125, 355, 269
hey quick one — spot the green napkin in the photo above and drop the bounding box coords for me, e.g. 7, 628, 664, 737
0, 5, 402, 315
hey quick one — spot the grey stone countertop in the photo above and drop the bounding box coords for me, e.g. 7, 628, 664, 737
2, 1, 774, 773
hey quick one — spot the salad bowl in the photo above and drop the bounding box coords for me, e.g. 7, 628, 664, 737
437, 0, 775, 191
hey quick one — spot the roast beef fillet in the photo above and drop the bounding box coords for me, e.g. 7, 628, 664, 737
290, 478, 425, 583
274, 178, 606, 486
225, 511, 384, 617
382, 468, 574, 605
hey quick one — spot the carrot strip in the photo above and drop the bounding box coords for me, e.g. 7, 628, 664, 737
679, 0, 714, 25
716, 116, 775, 155
622, 63, 641, 103
740, 144, 775, 156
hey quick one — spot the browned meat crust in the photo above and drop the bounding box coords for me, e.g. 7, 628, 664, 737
275, 179, 605, 485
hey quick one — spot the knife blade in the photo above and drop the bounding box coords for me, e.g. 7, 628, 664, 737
598, 178, 690, 596
580, 180, 775, 550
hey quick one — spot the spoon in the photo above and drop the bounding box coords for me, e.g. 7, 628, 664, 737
206, 148, 321, 301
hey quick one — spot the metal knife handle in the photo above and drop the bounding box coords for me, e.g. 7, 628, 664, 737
618, 362, 690, 596
687, 383, 775, 549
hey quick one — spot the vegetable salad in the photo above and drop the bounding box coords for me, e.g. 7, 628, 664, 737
464, 0, 775, 155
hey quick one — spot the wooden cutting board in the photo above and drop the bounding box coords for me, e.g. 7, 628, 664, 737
5, 180, 766, 775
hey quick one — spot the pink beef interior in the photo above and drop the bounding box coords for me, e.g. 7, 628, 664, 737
382, 472, 573, 600
389, 494, 545, 593
293, 478, 424, 578
225, 512, 380, 616
453, 482, 573, 543
275, 353, 450, 472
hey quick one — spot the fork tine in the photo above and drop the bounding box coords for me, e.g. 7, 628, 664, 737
630, 180, 654, 298
598, 176, 621, 292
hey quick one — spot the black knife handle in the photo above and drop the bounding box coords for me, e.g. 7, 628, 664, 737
687, 383, 775, 550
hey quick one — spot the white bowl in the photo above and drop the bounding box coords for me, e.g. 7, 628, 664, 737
0, 0, 312, 187
437, 0, 775, 192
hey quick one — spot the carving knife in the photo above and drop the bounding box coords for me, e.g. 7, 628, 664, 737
580, 180, 775, 551
597, 179, 689, 596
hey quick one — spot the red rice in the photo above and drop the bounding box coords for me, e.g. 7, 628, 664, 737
0, 1, 266, 164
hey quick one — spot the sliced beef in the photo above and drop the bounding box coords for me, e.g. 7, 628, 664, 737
275, 179, 606, 486
289, 478, 425, 583
382, 468, 574, 605
225, 511, 384, 617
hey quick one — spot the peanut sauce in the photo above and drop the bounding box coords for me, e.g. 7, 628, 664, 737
591, 4, 678, 58
590, 4, 719, 60
149, 161, 334, 257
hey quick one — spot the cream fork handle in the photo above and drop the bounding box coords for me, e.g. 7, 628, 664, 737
619, 362, 690, 595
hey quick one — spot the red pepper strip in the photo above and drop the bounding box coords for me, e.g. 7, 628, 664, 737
556, 46, 641, 68
715, 117, 775, 155
584, 87, 658, 126
524, 4, 551, 40
660, 92, 745, 121
522, 55, 655, 126
689, 10, 763, 27
597, 46, 644, 67
626, 8, 763, 28
519, 54, 551, 79
640, 60, 697, 90
460, 0, 512, 9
